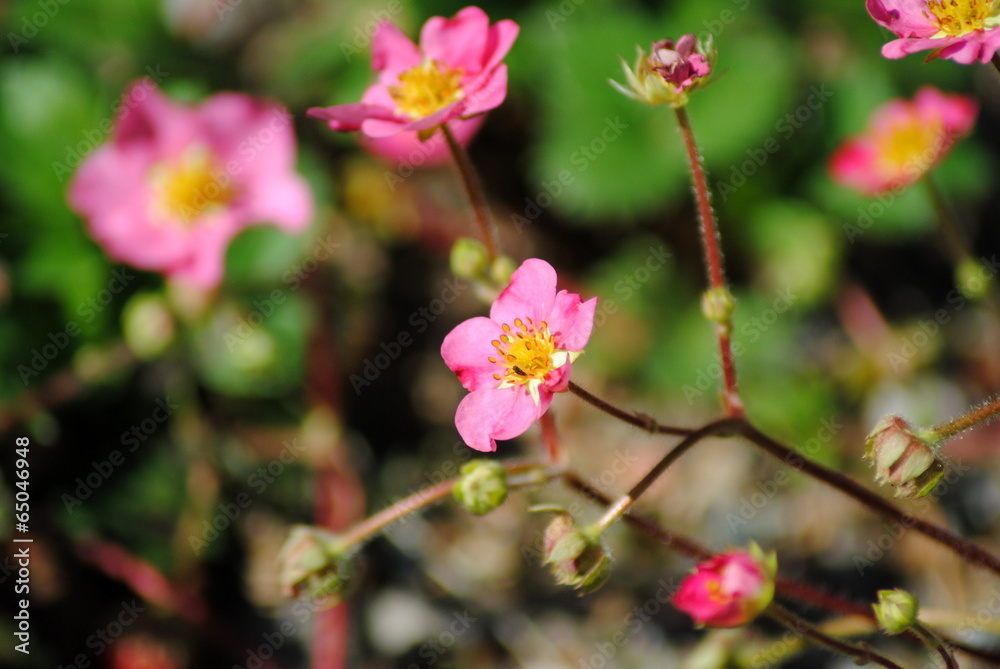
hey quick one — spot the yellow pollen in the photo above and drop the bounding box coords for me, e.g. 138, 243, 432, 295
389, 60, 465, 120
149, 145, 233, 224
875, 113, 944, 174
925, 0, 999, 35
489, 317, 568, 404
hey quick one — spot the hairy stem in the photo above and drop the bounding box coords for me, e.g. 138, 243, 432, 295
766, 603, 905, 669
338, 460, 556, 549
738, 421, 1000, 577
924, 395, 1000, 443
674, 105, 743, 416
567, 381, 693, 436
441, 122, 498, 262
591, 418, 742, 533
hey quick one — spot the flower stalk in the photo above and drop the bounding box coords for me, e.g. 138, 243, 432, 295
442, 122, 499, 262
674, 106, 743, 417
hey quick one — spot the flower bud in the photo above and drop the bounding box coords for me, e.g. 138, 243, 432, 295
701, 287, 736, 326
611, 34, 715, 109
956, 256, 993, 300
450, 237, 490, 280
122, 293, 176, 359
865, 415, 946, 498
453, 460, 508, 515
278, 526, 351, 606
672, 542, 777, 628
873, 589, 918, 635
541, 512, 611, 594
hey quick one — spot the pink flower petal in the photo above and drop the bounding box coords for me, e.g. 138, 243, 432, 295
441, 316, 504, 391
482, 19, 520, 72
461, 66, 509, 117
420, 6, 491, 73
549, 293, 598, 351
490, 258, 557, 327
455, 385, 550, 452
307, 103, 399, 132
371, 20, 421, 76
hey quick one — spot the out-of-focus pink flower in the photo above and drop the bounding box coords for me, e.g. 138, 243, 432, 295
68, 80, 313, 288
672, 544, 777, 628
829, 86, 977, 196
866, 0, 1000, 64
308, 6, 518, 143
441, 259, 596, 452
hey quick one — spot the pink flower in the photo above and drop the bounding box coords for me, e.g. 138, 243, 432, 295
441, 259, 597, 452
672, 544, 777, 628
650, 34, 712, 93
68, 80, 313, 288
866, 0, 1000, 64
829, 86, 977, 196
308, 6, 518, 141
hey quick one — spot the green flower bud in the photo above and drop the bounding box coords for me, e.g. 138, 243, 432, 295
542, 512, 611, 594
278, 526, 351, 606
122, 293, 176, 359
450, 237, 490, 280
873, 589, 918, 635
489, 254, 517, 288
865, 415, 946, 498
452, 460, 508, 515
701, 287, 736, 326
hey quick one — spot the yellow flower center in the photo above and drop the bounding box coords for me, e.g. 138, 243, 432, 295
489, 318, 571, 406
149, 145, 233, 224
925, 0, 1000, 35
389, 60, 465, 120
875, 114, 944, 176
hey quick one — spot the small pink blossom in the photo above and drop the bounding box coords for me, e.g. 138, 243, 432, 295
867, 0, 1000, 64
651, 34, 712, 93
673, 544, 777, 628
308, 6, 518, 144
829, 86, 977, 196
68, 80, 313, 288
441, 259, 597, 452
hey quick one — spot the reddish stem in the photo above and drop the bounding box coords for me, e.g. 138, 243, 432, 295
674, 106, 743, 416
